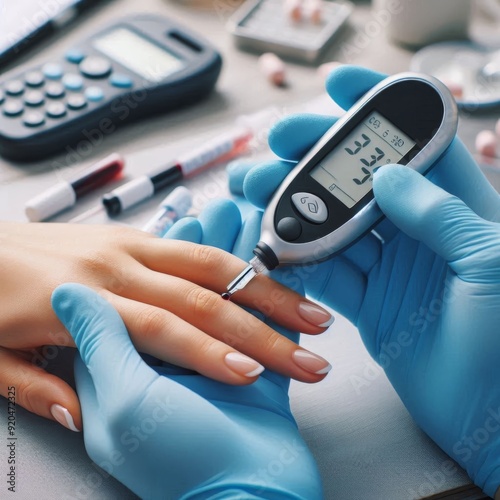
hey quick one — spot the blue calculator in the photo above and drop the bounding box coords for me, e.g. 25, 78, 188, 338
0, 15, 222, 162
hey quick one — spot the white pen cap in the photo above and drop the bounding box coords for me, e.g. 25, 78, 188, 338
25, 182, 76, 222
161, 186, 192, 216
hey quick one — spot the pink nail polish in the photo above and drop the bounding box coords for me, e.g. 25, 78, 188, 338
50, 404, 80, 432
293, 350, 332, 375
298, 302, 334, 327
225, 352, 265, 377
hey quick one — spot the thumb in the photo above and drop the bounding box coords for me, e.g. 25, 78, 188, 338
51, 284, 157, 407
373, 165, 500, 278
0, 348, 81, 431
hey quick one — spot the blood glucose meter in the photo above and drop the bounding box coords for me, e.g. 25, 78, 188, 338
224, 72, 458, 298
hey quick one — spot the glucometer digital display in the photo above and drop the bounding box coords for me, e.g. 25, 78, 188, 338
223, 72, 459, 299
310, 111, 416, 208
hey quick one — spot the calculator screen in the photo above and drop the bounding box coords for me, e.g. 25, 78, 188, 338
93, 28, 185, 82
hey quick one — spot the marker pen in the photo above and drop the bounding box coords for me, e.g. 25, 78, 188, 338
25, 153, 125, 222
102, 128, 252, 216
142, 186, 192, 237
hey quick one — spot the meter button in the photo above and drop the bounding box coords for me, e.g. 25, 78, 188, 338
23, 111, 45, 127
277, 217, 302, 241
62, 74, 84, 91
42, 63, 64, 80
65, 49, 85, 64
5, 80, 24, 96
46, 102, 67, 119
25, 71, 45, 87
24, 91, 45, 107
67, 94, 87, 110
79, 56, 112, 78
3, 101, 23, 117
291, 192, 328, 224
110, 74, 133, 88
85, 86, 104, 102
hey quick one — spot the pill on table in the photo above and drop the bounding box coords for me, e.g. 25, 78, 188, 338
259, 53, 286, 86
475, 130, 498, 157
308, 0, 322, 23
284, 0, 302, 22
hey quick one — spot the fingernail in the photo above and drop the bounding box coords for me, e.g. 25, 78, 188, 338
50, 404, 80, 432
225, 352, 265, 377
298, 302, 334, 327
293, 350, 332, 375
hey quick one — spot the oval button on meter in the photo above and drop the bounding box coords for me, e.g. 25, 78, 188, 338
291, 192, 328, 223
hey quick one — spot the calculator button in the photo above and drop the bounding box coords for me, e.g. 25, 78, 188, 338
3, 101, 24, 117
5, 80, 24, 96
291, 192, 328, 223
110, 74, 133, 88
62, 74, 84, 91
25, 71, 45, 87
24, 90, 45, 107
42, 63, 64, 80
67, 94, 87, 110
84, 86, 104, 102
45, 83, 65, 99
46, 102, 67, 119
277, 217, 302, 241
65, 49, 85, 64
23, 111, 45, 127
79, 56, 112, 78
0, 89, 4, 105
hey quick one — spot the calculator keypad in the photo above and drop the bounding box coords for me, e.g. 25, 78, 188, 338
79, 56, 112, 79
0, 52, 136, 133
25, 71, 45, 87
23, 111, 45, 128
3, 101, 23, 117
24, 91, 45, 107
5, 80, 24, 96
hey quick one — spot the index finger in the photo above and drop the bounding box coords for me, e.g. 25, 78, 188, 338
131, 239, 334, 333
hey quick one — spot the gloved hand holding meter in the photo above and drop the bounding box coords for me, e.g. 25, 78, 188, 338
52, 66, 500, 498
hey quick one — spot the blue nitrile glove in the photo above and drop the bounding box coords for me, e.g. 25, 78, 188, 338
234, 65, 500, 497
51, 199, 323, 500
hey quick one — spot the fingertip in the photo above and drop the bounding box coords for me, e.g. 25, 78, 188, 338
268, 114, 335, 160
226, 160, 256, 196
326, 65, 386, 110
51, 283, 99, 326
50, 403, 81, 432
243, 160, 293, 209
373, 164, 423, 212
198, 198, 242, 251
233, 210, 263, 261
164, 216, 202, 243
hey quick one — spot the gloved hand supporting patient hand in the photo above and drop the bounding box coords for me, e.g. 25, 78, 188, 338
50, 198, 326, 499
51, 281, 322, 500
236, 65, 500, 497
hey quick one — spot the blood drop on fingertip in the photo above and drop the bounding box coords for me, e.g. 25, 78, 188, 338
259, 53, 286, 87
476, 130, 498, 158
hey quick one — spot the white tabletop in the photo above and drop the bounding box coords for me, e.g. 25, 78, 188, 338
0, 1, 499, 499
